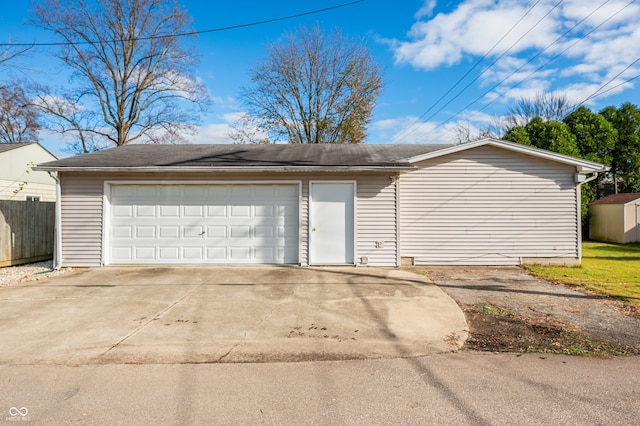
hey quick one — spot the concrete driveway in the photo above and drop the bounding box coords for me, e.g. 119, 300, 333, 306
0, 267, 467, 365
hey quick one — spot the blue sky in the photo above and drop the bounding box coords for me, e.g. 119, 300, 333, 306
1, 0, 640, 157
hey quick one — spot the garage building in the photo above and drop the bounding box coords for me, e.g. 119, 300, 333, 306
36, 139, 606, 268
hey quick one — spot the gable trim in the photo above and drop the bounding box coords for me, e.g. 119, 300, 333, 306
406, 138, 607, 173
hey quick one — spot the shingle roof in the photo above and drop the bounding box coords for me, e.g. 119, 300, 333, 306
591, 193, 640, 205
36, 143, 453, 170
0, 142, 35, 154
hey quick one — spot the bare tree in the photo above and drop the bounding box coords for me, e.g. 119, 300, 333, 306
31, 0, 208, 151
234, 25, 384, 144
29, 83, 102, 153
0, 45, 32, 75
504, 92, 574, 129
0, 84, 40, 143
453, 119, 501, 144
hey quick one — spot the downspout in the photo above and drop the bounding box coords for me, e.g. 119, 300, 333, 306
575, 172, 599, 263
48, 171, 62, 270
394, 173, 401, 267
581, 172, 599, 185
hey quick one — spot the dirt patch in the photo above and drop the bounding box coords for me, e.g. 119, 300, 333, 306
463, 303, 638, 356
406, 266, 640, 356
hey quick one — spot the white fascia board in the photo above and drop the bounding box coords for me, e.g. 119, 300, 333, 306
406, 138, 608, 172
33, 165, 416, 173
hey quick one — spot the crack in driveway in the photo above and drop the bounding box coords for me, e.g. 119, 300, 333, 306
217, 288, 296, 362
96, 284, 204, 360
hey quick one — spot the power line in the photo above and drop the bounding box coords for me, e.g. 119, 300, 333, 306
583, 72, 640, 101
464, 0, 632, 121
391, 0, 545, 142
0, 0, 365, 47
394, 0, 564, 143
578, 57, 640, 106
416, 0, 628, 141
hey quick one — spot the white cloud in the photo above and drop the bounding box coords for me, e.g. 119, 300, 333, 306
371, 115, 477, 145
415, 1, 437, 19
190, 123, 235, 144
391, 0, 640, 104
188, 111, 269, 144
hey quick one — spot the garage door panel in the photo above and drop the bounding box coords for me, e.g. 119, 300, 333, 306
135, 247, 155, 260
111, 185, 136, 198
135, 226, 155, 238
112, 247, 132, 260
255, 205, 274, 217
136, 205, 155, 217
278, 204, 297, 216
183, 225, 204, 238
109, 184, 299, 264
206, 247, 226, 260
112, 226, 132, 238
159, 247, 180, 260
231, 205, 250, 217
207, 205, 226, 217
160, 205, 180, 217
254, 247, 274, 260
254, 185, 277, 197
206, 226, 226, 238
183, 186, 205, 198
229, 226, 250, 238
280, 226, 297, 238
206, 186, 228, 198
230, 186, 251, 198
159, 226, 179, 238
183, 246, 203, 260
230, 246, 251, 260
113, 205, 133, 217
255, 226, 274, 238
183, 205, 204, 217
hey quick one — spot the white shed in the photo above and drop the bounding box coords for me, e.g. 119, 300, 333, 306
589, 193, 640, 243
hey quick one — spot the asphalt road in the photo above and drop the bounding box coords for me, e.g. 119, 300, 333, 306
2, 352, 638, 425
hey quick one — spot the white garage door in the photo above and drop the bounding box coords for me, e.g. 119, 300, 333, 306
108, 184, 299, 264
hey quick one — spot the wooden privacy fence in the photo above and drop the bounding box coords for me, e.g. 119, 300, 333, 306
0, 200, 55, 267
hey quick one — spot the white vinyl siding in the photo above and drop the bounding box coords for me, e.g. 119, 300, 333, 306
58, 172, 398, 267
60, 174, 104, 266
400, 146, 579, 265
356, 176, 397, 266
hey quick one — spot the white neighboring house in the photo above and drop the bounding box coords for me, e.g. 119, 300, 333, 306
0, 143, 58, 202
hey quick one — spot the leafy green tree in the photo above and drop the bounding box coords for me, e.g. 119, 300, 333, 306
503, 117, 579, 156
564, 106, 616, 164
563, 106, 616, 208
502, 125, 530, 145
600, 103, 640, 192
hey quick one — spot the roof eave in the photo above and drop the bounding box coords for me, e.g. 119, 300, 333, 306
34, 165, 416, 173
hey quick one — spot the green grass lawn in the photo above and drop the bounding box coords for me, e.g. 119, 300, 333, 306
525, 241, 640, 310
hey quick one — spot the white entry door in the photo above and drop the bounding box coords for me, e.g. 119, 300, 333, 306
309, 182, 355, 265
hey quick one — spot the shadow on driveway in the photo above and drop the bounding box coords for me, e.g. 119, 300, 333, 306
0, 266, 467, 365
